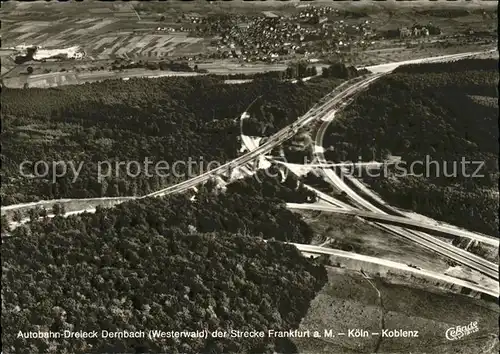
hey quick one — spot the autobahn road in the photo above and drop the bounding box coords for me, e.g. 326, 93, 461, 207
1, 72, 380, 228
289, 243, 499, 298
310, 51, 498, 280
145, 73, 383, 198
313, 132, 499, 280
286, 203, 500, 247
294, 164, 498, 280
301, 184, 353, 210
1, 75, 385, 231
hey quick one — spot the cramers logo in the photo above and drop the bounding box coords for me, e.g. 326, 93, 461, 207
445, 321, 479, 341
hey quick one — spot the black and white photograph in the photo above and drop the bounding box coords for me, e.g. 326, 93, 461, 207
1, 0, 498, 353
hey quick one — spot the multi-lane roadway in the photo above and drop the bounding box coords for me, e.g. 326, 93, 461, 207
290, 243, 498, 298
145, 73, 383, 198
308, 53, 498, 280
287, 203, 500, 247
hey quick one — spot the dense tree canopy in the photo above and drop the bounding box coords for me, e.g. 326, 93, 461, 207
2, 171, 327, 353
2, 75, 341, 205
321, 62, 367, 79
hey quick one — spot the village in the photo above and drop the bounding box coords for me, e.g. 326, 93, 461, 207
183, 6, 443, 63
1, 3, 496, 89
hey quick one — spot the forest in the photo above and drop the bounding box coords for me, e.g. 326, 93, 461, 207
241, 62, 365, 137
2, 74, 341, 205
2, 172, 326, 354
5, 170, 318, 243
323, 58, 499, 236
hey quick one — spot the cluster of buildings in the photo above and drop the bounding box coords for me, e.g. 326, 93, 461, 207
187, 8, 377, 63
399, 26, 430, 38
383, 23, 441, 40
291, 5, 339, 24
170, 7, 446, 64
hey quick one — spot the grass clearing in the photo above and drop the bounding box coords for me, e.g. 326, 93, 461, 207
296, 210, 451, 272
295, 208, 498, 290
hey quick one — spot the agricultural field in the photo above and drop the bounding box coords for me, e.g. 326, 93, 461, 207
294, 267, 499, 354
1, 17, 208, 61
2, 69, 201, 89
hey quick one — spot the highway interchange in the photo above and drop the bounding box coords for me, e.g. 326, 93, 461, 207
302, 70, 499, 281
237, 50, 499, 292
3, 50, 498, 297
